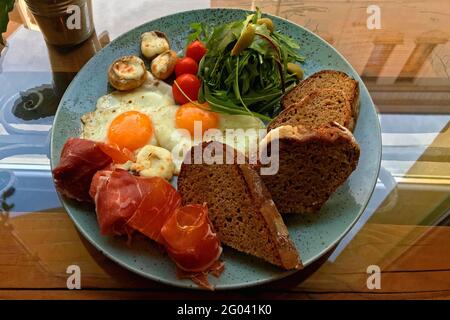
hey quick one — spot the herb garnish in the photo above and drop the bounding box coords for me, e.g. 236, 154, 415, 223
188, 8, 305, 121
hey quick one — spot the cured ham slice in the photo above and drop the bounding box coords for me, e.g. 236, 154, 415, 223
89, 166, 113, 202
161, 204, 222, 273
90, 168, 180, 239
54, 137, 224, 288
127, 178, 181, 244
52, 138, 112, 202
98, 143, 136, 164
90, 169, 155, 236
177, 260, 225, 291
90, 169, 222, 286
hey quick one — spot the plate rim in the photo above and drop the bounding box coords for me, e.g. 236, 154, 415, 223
50, 7, 382, 290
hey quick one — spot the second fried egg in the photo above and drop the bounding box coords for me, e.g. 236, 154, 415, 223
81, 72, 266, 178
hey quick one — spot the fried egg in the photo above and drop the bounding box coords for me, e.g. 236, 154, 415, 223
81, 72, 265, 179
96, 72, 174, 110
82, 72, 173, 146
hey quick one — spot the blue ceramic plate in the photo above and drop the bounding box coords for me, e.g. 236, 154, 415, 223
50, 8, 381, 289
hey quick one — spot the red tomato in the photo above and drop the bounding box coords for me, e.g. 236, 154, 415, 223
172, 74, 201, 105
186, 40, 207, 63
175, 57, 198, 77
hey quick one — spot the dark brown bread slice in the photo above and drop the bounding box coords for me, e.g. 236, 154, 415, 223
177, 141, 301, 270
282, 70, 359, 122
269, 89, 355, 132
260, 123, 360, 214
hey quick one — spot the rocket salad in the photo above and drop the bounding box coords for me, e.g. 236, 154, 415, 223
188, 8, 305, 121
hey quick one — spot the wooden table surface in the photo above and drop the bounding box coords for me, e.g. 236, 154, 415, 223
1, 0, 449, 300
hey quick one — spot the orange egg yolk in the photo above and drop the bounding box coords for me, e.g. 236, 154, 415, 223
107, 111, 153, 151
175, 102, 219, 137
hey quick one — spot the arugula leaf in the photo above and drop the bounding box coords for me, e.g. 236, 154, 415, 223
187, 22, 213, 43
1, 0, 15, 46
188, 9, 305, 121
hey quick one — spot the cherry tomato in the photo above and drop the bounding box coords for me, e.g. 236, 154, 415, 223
172, 74, 201, 105
175, 57, 198, 77
186, 40, 207, 63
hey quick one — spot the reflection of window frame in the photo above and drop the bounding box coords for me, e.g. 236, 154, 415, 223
362, 30, 450, 114
365, 81, 450, 114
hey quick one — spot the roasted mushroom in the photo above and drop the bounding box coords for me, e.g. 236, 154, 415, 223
151, 50, 178, 80
108, 55, 148, 91
141, 31, 170, 60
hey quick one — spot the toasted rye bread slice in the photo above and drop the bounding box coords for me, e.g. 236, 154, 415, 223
177, 141, 301, 270
260, 123, 360, 214
281, 70, 360, 122
269, 89, 355, 132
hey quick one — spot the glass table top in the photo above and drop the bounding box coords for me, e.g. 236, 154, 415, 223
0, 0, 449, 299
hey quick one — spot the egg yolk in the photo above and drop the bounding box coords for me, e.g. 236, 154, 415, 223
175, 102, 219, 137
108, 111, 153, 151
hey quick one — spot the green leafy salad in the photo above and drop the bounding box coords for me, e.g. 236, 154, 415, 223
188, 8, 305, 121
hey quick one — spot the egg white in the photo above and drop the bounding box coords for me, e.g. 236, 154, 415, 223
96, 72, 173, 110
82, 72, 174, 146
81, 72, 266, 176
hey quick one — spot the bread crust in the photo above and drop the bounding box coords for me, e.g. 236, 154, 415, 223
260, 123, 360, 214
281, 70, 359, 129
269, 88, 355, 132
178, 141, 301, 270
238, 164, 302, 269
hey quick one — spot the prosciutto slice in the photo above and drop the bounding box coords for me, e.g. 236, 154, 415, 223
161, 204, 223, 273
90, 170, 223, 283
54, 138, 224, 288
90, 168, 155, 236
52, 138, 112, 202
127, 178, 181, 244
